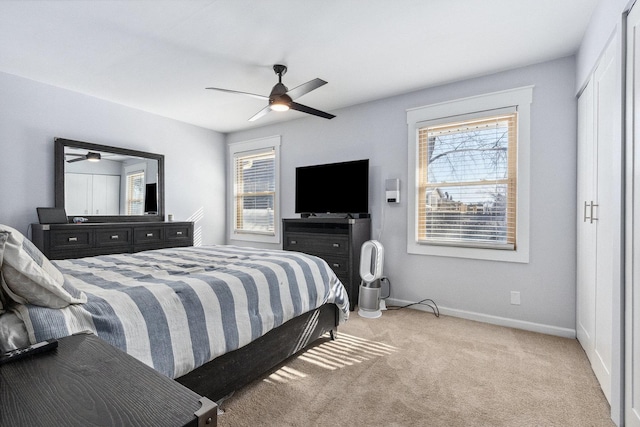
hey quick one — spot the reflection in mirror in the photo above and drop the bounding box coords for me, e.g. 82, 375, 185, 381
55, 138, 164, 222
64, 147, 158, 216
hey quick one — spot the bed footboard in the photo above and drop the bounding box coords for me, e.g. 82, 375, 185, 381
175, 303, 339, 402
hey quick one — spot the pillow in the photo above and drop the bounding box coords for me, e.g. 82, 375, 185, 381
0, 224, 86, 308
0, 232, 6, 314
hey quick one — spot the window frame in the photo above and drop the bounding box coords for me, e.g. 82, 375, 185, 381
407, 87, 533, 263
227, 136, 281, 244
125, 170, 145, 215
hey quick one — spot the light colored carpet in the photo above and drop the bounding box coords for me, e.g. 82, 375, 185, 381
217, 308, 614, 427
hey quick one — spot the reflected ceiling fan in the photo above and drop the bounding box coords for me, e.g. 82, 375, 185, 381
66, 152, 101, 163
206, 64, 335, 122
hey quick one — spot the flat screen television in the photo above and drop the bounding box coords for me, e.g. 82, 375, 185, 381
144, 183, 158, 214
295, 159, 369, 216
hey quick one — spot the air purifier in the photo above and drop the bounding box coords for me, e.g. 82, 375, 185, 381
358, 240, 384, 318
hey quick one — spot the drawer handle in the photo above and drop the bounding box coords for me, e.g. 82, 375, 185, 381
332, 263, 340, 268
332, 243, 340, 248
176, 231, 183, 235
291, 240, 297, 244
68, 237, 78, 242
111, 235, 119, 240
146, 233, 154, 237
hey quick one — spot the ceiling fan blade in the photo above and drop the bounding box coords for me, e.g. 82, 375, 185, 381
286, 78, 327, 100
205, 87, 269, 101
249, 105, 272, 122
289, 102, 335, 120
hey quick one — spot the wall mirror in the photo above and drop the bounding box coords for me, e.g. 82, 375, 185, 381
55, 138, 165, 222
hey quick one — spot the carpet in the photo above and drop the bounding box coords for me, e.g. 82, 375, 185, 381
217, 308, 613, 427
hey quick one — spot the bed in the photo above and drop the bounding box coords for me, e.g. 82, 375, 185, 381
0, 224, 350, 402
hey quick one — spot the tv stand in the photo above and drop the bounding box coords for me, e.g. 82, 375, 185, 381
282, 217, 371, 310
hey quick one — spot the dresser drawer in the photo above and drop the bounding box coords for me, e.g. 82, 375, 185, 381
134, 227, 163, 245
321, 255, 349, 275
96, 228, 132, 247
50, 229, 93, 250
284, 233, 349, 256
166, 225, 191, 242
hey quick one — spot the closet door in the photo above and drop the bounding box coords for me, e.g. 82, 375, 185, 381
576, 34, 620, 406
576, 77, 597, 365
626, 4, 640, 425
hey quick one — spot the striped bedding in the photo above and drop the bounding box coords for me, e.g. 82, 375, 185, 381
10, 245, 350, 378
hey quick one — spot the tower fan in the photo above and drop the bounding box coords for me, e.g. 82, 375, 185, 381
358, 240, 385, 318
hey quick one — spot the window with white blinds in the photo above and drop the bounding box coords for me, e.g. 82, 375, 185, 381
233, 147, 276, 236
418, 110, 517, 250
406, 86, 532, 263
126, 171, 145, 215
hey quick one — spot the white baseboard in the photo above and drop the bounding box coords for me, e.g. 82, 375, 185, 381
384, 298, 576, 339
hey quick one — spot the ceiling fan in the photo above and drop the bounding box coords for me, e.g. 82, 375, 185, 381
66, 152, 101, 163
206, 64, 335, 122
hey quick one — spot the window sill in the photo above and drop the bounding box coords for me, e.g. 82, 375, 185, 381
229, 231, 280, 245
407, 239, 529, 263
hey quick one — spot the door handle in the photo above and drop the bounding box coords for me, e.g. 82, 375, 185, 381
583, 201, 589, 222
590, 201, 598, 223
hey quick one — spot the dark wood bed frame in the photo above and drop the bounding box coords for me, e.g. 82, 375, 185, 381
175, 303, 339, 403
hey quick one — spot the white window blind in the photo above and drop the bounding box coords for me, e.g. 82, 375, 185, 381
126, 171, 145, 215
417, 109, 517, 250
233, 148, 276, 235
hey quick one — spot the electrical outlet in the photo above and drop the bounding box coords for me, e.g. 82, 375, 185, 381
510, 291, 521, 305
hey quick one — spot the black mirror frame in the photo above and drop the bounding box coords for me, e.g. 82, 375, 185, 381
54, 137, 165, 223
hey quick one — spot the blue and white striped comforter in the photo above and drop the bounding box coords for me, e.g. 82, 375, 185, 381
12, 245, 350, 378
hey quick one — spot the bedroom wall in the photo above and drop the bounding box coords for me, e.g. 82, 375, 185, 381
226, 56, 578, 336
576, 0, 631, 92
0, 71, 226, 244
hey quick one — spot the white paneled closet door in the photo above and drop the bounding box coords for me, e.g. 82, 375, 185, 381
577, 76, 598, 371
626, 4, 640, 425
576, 31, 622, 411
576, 75, 599, 377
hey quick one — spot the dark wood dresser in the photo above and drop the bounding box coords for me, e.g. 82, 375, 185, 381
0, 333, 216, 427
31, 221, 193, 260
282, 217, 371, 310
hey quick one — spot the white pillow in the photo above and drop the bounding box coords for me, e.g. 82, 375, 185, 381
0, 232, 6, 314
0, 225, 86, 308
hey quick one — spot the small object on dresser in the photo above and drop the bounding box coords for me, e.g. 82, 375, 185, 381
0, 339, 58, 365
72, 217, 88, 224
168, 214, 174, 221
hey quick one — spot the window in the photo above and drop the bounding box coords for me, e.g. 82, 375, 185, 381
407, 87, 532, 262
126, 171, 145, 215
419, 110, 517, 249
228, 136, 281, 244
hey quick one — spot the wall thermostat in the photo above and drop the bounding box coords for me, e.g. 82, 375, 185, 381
385, 178, 400, 203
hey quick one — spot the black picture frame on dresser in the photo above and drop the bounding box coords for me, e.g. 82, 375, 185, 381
282, 217, 371, 311
55, 137, 165, 223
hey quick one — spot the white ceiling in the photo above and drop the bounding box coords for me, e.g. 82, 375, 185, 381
0, 0, 597, 134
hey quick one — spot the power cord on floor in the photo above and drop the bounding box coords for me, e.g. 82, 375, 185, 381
387, 298, 440, 317
380, 276, 439, 317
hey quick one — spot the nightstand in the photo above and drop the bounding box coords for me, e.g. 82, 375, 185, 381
0, 333, 217, 426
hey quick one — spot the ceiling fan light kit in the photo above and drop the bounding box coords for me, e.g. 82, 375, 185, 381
206, 64, 335, 121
